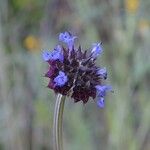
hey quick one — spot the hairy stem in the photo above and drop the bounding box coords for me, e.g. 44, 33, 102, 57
53, 94, 66, 150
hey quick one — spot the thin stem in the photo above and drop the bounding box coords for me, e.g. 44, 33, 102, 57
53, 94, 66, 150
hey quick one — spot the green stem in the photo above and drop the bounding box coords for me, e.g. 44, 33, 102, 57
53, 94, 66, 150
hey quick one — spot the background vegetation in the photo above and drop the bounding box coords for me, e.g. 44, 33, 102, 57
0, 0, 150, 150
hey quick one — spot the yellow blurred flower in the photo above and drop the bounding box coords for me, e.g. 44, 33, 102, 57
24, 35, 40, 52
125, 0, 139, 13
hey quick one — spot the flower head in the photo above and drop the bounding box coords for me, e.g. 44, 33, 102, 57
43, 32, 112, 108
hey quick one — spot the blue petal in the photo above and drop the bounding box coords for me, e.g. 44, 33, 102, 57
59, 32, 70, 43
50, 45, 64, 62
42, 50, 52, 61
54, 71, 68, 87
59, 31, 77, 49
97, 67, 107, 79
97, 97, 105, 108
95, 85, 112, 97
55, 45, 62, 52
58, 71, 65, 76
91, 43, 103, 58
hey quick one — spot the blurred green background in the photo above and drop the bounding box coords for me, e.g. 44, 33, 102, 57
0, 0, 150, 150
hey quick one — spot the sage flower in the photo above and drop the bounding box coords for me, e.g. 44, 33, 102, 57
42, 31, 112, 108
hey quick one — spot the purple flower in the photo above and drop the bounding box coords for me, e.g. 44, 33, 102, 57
97, 67, 107, 79
59, 32, 77, 49
97, 97, 105, 108
54, 71, 68, 87
42, 50, 52, 61
91, 43, 103, 58
95, 85, 112, 97
43, 31, 112, 107
51, 45, 64, 61
42, 45, 63, 62
95, 85, 112, 108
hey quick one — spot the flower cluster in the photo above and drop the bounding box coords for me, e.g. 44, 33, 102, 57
42, 31, 112, 108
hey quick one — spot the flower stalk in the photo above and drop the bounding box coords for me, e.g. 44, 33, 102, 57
53, 94, 66, 150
